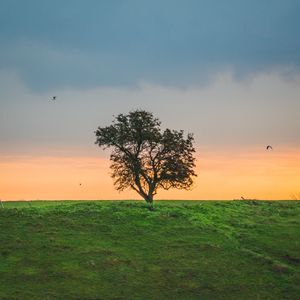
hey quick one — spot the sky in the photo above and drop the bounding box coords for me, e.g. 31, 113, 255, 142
0, 1, 299, 200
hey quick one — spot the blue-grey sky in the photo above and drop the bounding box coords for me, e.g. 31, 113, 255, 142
1, 0, 300, 90
0, 0, 300, 155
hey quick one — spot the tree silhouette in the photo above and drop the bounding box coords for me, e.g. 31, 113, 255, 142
95, 110, 197, 210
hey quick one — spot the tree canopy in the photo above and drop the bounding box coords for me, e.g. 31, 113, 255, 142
95, 110, 196, 209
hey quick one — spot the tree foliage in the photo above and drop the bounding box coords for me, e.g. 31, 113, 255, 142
95, 110, 196, 209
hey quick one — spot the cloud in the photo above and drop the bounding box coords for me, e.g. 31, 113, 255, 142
0, 69, 299, 157
1, 1, 300, 90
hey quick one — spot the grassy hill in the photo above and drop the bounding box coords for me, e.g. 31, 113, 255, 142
0, 200, 299, 299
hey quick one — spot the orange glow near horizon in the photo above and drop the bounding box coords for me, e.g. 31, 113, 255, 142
0, 147, 299, 201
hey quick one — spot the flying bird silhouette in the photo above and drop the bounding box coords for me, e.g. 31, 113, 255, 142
50, 96, 57, 101
266, 145, 273, 150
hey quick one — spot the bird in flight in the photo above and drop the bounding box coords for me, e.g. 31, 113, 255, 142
266, 145, 273, 150
50, 96, 57, 101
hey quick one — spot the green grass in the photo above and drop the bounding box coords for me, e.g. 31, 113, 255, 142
0, 200, 299, 299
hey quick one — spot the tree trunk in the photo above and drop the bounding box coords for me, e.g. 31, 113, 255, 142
145, 194, 154, 211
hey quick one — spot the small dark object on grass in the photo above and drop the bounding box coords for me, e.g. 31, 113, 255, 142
1, 250, 10, 257
284, 254, 300, 265
240, 196, 259, 202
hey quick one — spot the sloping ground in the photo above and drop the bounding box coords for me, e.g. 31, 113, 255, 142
0, 200, 299, 299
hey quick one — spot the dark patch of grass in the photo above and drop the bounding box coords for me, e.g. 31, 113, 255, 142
0, 200, 299, 299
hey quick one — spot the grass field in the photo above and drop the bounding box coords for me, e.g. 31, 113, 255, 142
0, 200, 299, 299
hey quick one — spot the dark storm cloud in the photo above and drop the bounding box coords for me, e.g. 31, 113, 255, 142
0, 0, 300, 90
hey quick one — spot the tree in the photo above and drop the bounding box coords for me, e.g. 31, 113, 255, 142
95, 110, 197, 210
